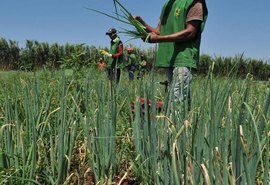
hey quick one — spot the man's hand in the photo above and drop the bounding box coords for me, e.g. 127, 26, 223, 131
145, 32, 159, 43
133, 16, 144, 25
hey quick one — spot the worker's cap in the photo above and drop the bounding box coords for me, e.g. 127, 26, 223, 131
106, 28, 117, 35
127, 47, 134, 52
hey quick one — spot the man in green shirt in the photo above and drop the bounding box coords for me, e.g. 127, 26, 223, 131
134, 0, 208, 110
126, 47, 137, 80
137, 54, 147, 79
101, 28, 124, 84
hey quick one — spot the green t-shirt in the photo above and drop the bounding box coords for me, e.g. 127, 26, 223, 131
138, 60, 146, 72
127, 53, 137, 66
155, 0, 208, 69
107, 36, 124, 68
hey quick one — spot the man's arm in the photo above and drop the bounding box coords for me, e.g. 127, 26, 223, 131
149, 20, 200, 43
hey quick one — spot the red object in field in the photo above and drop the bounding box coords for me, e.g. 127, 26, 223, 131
130, 97, 164, 116
97, 61, 106, 70
127, 47, 134, 52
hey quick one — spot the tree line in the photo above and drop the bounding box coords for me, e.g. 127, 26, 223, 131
0, 37, 269, 80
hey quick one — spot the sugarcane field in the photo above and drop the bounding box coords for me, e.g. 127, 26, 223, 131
1, 0, 270, 185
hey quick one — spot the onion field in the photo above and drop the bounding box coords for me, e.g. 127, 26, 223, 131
0, 66, 269, 185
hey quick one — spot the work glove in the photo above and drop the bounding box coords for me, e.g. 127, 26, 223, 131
99, 50, 112, 57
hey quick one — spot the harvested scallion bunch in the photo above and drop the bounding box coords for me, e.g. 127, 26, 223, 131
86, 0, 149, 41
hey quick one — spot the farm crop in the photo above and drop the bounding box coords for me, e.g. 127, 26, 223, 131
0, 64, 269, 184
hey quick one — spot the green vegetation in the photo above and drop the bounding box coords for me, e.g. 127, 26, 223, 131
0, 61, 269, 184
0, 36, 270, 184
0, 37, 269, 81
87, 0, 149, 41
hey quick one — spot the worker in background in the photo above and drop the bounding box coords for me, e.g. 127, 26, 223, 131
97, 57, 106, 71
126, 47, 137, 81
137, 54, 147, 79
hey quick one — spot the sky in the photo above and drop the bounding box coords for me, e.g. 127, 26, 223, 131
1, 0, 270, 62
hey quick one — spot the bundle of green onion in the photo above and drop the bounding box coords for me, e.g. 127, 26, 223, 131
87, 0, 149, 41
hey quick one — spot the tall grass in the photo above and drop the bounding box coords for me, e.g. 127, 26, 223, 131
129, 64, 270, 184
0, 66, 269, 184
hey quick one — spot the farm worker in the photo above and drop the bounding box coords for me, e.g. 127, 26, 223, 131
100, 28, 124, 84
133, 0, 208, 111
97, 57, 106, 71
126, 47, 137, 80
137, 54, 147, 79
